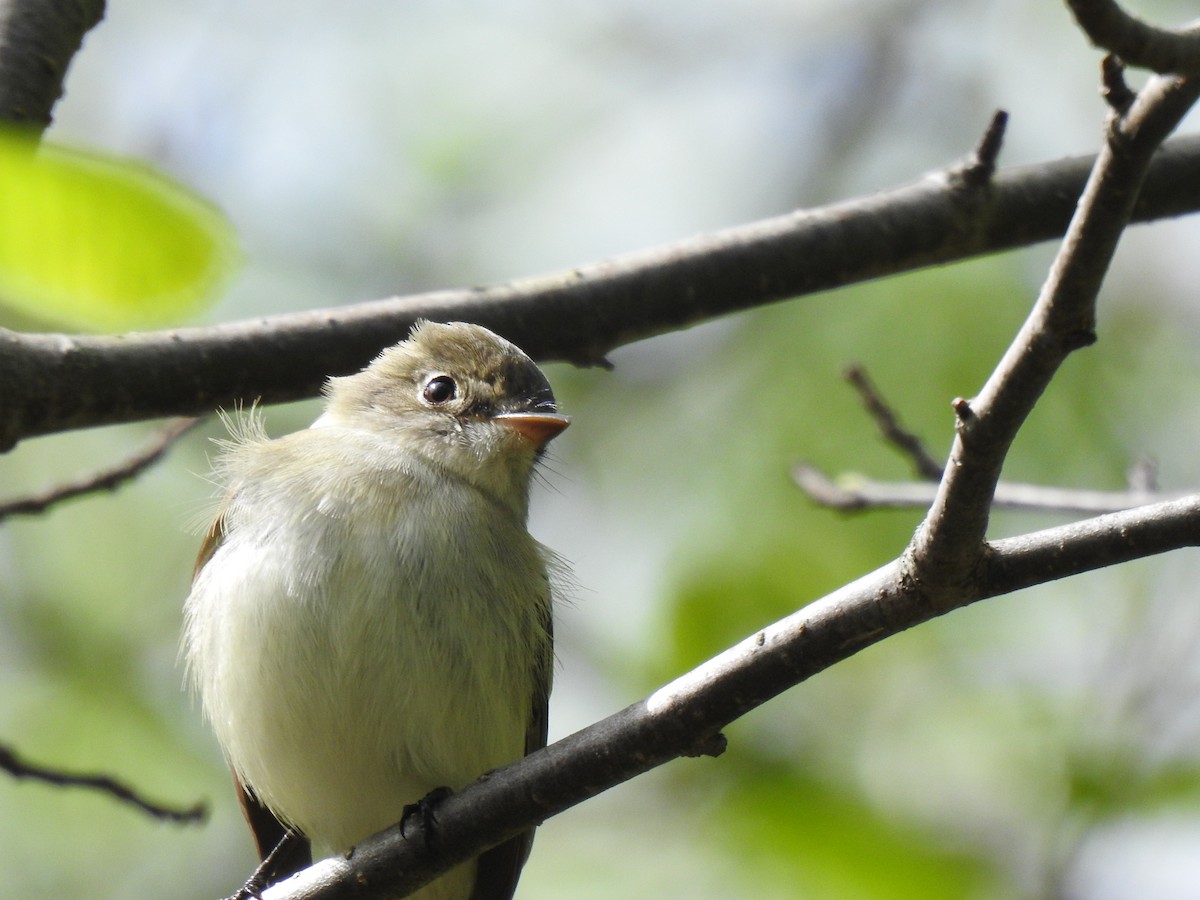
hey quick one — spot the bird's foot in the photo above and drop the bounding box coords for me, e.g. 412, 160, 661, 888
225, 831, 308, 900
399, 785, 453, 849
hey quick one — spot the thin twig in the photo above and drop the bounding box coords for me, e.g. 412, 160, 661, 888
949, 109, 1009, 188
0, 741, 205, 824
792, 463, 1186, 516
843, 365, 943, 480
0, 418, 201, 522
1101, 54, 1137, 114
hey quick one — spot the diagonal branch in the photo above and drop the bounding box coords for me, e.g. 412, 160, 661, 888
7, 131, 1200, 449
0, 418, 200, 522
907, 68, 1200, 603
256, 494, 1200, 900
842, 364, 943, 480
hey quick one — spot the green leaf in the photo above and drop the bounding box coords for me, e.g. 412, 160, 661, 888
715, 756, 1000, 900
0, 129, 238, 331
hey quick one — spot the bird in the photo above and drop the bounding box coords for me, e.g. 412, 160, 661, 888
183, 320, 569, 899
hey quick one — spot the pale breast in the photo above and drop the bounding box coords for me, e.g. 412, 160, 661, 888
184, 428, 552, 853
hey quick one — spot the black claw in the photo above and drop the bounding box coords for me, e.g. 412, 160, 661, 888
226, 831, 309, 900
400, 786, 453, 849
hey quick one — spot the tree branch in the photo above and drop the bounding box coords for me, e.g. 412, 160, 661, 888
797, 362, 1178, 516
0, 741, 205, 823
792, 463, 1187, 516
906, 68, 1200, 604
0, 0, 105, 130
984, 496, 1200, 591
7, 131, 1200, 449
1066, 0, 1200, 75
0, 417, 200, 522
255, 494, 1200, 900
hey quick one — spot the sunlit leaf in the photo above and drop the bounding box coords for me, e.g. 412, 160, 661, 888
0, 128, 238, 331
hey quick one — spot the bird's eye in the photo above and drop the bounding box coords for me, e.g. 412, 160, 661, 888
422, 375, 457, 405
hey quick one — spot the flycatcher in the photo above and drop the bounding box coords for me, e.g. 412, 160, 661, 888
184, 321, 569, 899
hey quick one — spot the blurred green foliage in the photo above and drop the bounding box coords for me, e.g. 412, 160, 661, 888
0, 129, 237, 331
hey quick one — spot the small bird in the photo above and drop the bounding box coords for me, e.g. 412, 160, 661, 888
183, 321, 569, 899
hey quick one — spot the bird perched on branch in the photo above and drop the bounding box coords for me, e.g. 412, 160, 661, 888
184, 321, 570, 899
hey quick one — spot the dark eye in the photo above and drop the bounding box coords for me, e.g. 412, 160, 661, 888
422, 375, 457, 405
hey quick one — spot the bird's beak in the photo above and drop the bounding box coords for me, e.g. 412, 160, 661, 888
493, 412, 571, 447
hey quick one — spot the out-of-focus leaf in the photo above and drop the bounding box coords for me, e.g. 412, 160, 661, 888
710, 753, 1000, 900
0, 129, 238, 331
1068, 752, 1200, 817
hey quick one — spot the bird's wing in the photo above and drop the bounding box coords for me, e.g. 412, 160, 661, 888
237, 777, 313, 880
469, 596, 553, 900
192, 512, 226, 580
195, 511, 313, 876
